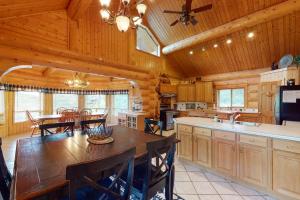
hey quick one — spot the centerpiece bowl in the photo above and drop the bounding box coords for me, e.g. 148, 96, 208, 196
85, 126, 114, 145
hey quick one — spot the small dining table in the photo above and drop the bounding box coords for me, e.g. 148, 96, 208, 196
34, 113, 104, 124
11, 126, 168, 200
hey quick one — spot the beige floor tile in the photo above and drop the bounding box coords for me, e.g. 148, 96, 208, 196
262, 196, 278, 200
175, 181, 197, 195
175, 164, 186, 172
242, 196, 265, 200
175, 171, 191, 181
199, 195, 222, 200
211, 182, 238, 195
205, 172, 227, 182
180, 194, 200, 200
183, 162, 202, 172
193, 182, 217, 195
230, 183, 259, 195
188, 171, 208, 182
221, 195, 244, 200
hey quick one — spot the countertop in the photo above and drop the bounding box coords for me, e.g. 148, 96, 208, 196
174, 117, 300, 142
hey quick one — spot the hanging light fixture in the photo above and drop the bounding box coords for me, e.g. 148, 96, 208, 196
65, 73, 90, 89
99, 0, 147, 32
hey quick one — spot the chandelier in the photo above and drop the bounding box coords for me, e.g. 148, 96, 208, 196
65, 73, 90, 89
99, 0, 147, 32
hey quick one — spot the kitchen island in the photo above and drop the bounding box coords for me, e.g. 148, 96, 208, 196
174, 117, 300, 200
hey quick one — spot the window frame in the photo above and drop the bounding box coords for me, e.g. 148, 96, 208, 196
136, 25, 160, 57
217, 88, 245, 109
0, 91, 5, 124
52, 93, 79, 114
84, 95, 107, 114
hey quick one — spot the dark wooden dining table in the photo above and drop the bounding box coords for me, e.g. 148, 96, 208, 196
11, 126, 167, 200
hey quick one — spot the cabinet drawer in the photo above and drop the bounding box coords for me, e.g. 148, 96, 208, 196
273, 140, 300, 154
239, 135, 267, 148
214, 130, 235, 141
178, 125, 192, 133
193, 127, 211, 137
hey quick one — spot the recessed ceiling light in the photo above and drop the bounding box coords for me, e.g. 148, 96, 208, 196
202, 48, 206, 52
189, 50, 194, 55
226, 39, 232, 44
213, 44, 218, 48
247, 32, 255, 38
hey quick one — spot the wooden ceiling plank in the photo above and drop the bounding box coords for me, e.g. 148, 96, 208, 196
67, 0, 94, 20
162, 0, 300, 54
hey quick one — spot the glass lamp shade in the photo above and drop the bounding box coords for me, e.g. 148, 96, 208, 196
136, 3, 147, 16
133, 16, 142, 26
116, 15, 130, 32
100, 9, 110, 20
122, 0, 130, 5
99, 0, 111, 7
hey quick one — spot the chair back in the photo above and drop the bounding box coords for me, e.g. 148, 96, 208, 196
80, 109, 92, 121
60, 110, 79, 122
143, 134, 176, 196
0, 138, 12, 200
144, 118, 162, 135
26, 111, 35, 123
66, 147, 135, 200
56, 107, 67, 114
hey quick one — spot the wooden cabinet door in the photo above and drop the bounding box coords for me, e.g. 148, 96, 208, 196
239, 144, 268, 187
260, 81, 280, 124
177, 85, 187, 102
213, 139, 237, 176
187, 84, 195, 102
204, 82, 213, 103
193, 135, 212, 167
195, 82, 205, 102
273, 150, 300, 199
178, 131, 193, 160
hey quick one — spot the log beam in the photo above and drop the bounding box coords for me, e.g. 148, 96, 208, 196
67, 0, 94, 20
162, 0, 300, 54
42, 67, 56, 77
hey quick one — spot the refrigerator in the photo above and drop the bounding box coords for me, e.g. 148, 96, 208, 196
275, 85, 300, 125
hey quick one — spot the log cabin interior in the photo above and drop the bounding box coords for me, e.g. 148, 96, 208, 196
0, 0, 299, 199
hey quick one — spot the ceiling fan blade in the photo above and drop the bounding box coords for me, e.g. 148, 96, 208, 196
192, 4, 213, 13
170, 20, 179, 26
190, 16, 198, 25
185, 0, 192, 12
163, 10, 183, 14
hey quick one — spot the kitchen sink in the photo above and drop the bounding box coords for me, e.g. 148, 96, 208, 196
234, 121, 261, 127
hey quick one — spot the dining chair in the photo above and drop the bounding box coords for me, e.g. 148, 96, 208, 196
129, 134, 176, 200
65, 147, 135, 200
57, 107, 67, 114
80, 109, 92, 121
26, 110, 41, 137
144, 118, 163, 136
0, 138, 12, 200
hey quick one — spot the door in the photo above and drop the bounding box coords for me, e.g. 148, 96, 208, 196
193, 134, 212, 167
178, 131, 193, 160
213, 139, 237, 176
195, 82, 205, 102
239, 144, 268, 187
187, 84, 195, 102
204, 82, 213, 103
260, 81, 280, 124
273, 150, 300, 199
177, 85, 188, 102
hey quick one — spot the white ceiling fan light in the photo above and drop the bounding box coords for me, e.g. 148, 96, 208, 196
136, 3, 147, 16
99, 0, 111, 7
100, 9, 110, 20
116, 15, 130, 32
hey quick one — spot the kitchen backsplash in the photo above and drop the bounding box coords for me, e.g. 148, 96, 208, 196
176, 102, 208, 111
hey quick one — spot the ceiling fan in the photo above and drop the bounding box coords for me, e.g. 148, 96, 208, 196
163, 0, 212, 26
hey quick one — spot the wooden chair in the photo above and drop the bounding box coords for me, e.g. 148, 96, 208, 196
80, 119, 106, 131
66, 147, 136, 200
0, 138, 12, 200
129, 134, 176, 200
144, 118, 162, 136
39, 122, 75, 137
56, 107, 67, 114
80, 109, 92, 121
26, 111, 41, 137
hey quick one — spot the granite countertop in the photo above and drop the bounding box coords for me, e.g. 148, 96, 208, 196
174, 117, 300, 142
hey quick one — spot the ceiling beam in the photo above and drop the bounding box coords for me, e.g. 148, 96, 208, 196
67, 0, 94, 20
0, 44, 150, 81
162, 0, 300, 55
42, 67, 56, 77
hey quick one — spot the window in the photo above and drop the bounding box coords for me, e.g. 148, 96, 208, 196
53, 94, 78, 113
14, 91, 43, 123
84, 95, 106, 113
136, 25, 160, 57
218, 88, 245, 108
0, 91, 4, 124
111, 94, 129, 123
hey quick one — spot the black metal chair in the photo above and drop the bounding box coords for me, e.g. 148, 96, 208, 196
129, 134, 176, 200
0, 138, 12, 200
66, 147, 135, 200
144, 118, 162, 136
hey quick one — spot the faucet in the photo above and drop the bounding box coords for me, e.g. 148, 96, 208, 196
229, 113, 241, 124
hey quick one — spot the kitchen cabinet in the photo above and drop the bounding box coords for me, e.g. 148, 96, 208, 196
204, 82, 213, 103
213, 131, 237, 177
195, 82, 205, 102
187, 84, 195, 102
193, 127, 212, 167
160, 84, 177, 94
177, 125, 193, 160
260, 66, 300, 85
273, 140, 300, 199
238, 135, 268, 187
177, 84, 188, 102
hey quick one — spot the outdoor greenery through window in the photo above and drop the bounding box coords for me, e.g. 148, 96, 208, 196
14, 91, 43, 123
136, 25, 160, 56
84, 95, 106, 114
0, 91, 4, 124
218, 88, 245, 108
53, 94, 78, 113
111, 94, 129, 123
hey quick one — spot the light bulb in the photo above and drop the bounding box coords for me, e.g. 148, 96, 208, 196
226, 39, 232, 44
247, 32, 255, 38
136, 3, 147, 16
99, 0, 111, 7
100, 9, 110, 20
133, 16, 142, 26
213, 44, 218, 48
189, 50, 194, 55
116, 15, 130, 32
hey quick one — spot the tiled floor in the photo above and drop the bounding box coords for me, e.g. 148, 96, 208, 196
2, 133, 277, 200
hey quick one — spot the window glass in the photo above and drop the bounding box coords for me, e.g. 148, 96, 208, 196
232, 89, 245, 107
84, 95, 106, 114
112, 94, 129, 117
0, 91, 4, 124
218, 88, 245, 108
219, 89, 231, 108
53, 94, 78, 113
15, 91, 43, 123
136, 25, 160, 56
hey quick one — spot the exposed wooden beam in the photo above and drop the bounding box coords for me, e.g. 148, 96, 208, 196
42, 67, 56, 77
0, 44, 150, 81
162, 0, 300, 54
67, 0, 94, 20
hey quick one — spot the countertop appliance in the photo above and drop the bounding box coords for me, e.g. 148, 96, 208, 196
275, 85, 300, 125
